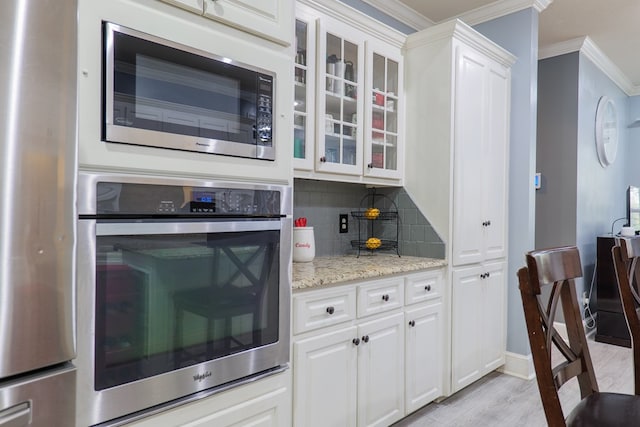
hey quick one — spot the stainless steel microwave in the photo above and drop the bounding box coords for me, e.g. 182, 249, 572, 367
103, 22, 275, 160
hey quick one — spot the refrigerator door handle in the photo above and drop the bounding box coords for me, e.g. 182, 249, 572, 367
0, 402, 31, 427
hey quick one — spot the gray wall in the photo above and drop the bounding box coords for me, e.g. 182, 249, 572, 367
474, 9, 539, 356
626, 95, 640, 185
293, 179, 445, 258
537, 52, 628, 316
576, 54, 627, 299
536, 53, 579, 249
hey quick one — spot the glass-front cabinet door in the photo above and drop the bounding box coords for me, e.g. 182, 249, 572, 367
316, 18, 364, 175
293, 16, 316, 171
364, 41, 403, 180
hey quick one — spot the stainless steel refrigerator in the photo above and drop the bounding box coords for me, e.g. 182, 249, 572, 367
0, 0, 77, 425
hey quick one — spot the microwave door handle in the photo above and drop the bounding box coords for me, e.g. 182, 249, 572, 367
95, 220, 281, 236
253, 125, 257, 141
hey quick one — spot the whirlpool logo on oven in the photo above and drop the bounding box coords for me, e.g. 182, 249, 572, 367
193, 371, 212, 382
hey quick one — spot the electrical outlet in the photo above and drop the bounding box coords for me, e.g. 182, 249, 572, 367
339, 214, 348, 233
582, 291, 589, 308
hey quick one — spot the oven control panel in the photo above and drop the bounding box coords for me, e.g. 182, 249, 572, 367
96, 182, 282, 217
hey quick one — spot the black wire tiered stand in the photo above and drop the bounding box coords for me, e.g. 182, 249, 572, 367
350, 189, 400, 257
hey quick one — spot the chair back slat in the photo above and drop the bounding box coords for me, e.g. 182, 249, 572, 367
612, 237, 640, 395
553, 359, 584, 389
518, 246, 599, 426
526, 246, 583, 291
517, 267, 566, 425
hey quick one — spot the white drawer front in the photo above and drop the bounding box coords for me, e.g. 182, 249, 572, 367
293, 288, 356, 334
405, 270, 443, 305
357, 278, 404, 318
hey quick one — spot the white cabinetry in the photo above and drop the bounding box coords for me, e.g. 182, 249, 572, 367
293, 13, 316, 171
404, 20, 514, 395
293, 326, 358, 426
203, 0, 293, 46
292, 269, 444, 426
124, 370, 291, 426
158, 0, 294, 46
364, 39, 403, 180
451, 261, 506, 391
451, 43, 509, 267
77, 0, 293, 184
159, 0, 203, 14
357, 312, 405, 427
293, 1, 405, 186
315, 15, 365, 176
404, 271, 443, 413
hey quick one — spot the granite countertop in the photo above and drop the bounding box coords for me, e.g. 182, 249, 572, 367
292, 254, 447, 290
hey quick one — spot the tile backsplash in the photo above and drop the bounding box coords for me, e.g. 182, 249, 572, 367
293, 179, 445, 258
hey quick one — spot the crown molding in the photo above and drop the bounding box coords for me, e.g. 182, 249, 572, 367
405, 19, 516, 68
299, 0, 406, 47
453, 0, 553, 26
358, 0, 434, 31
538, 36, 585, 60
360, 0, 552, 31
539, 36, 637, 96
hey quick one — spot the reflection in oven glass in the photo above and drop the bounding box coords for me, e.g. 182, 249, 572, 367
94, 230, 280, 390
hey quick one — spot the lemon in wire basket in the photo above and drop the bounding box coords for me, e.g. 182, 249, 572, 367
364, 208, 380, 219
365, 237, 382, 249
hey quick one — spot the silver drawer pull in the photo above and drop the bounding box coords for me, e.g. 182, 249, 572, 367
0, 402, 31, 427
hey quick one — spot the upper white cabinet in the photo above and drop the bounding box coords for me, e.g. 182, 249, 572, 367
293, 14, 316, 171
364, 40, 403, 180
203, 0, 294, 46
404, 19, 515, 394
404, 19, 513, 267
315, 16, 366, 176
451, 44, 509, 266
160, 0, 203, 14
158, 0, 294, 46
294, 1, 405, 186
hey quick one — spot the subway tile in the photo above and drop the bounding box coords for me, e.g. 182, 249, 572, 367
294, 179, 443, 257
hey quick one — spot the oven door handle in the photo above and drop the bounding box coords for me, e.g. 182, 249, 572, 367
95, 220, 283, 236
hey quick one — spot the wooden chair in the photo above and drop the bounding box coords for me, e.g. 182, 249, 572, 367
611, 236, 640, 395
518, 245, 640, 426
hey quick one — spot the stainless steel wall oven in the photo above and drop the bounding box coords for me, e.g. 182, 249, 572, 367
76, 171, 291, 426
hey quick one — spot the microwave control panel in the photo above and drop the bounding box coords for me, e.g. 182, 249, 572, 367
257, 74, 273, 144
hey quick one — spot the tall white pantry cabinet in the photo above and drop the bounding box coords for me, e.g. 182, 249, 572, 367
403, 19, 516, 394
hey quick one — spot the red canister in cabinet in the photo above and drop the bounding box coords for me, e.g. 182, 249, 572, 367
372, 117, 384, 130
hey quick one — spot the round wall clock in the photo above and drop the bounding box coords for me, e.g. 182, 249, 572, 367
595, 96, 618, 167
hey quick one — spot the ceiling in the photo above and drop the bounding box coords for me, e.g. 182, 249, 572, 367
365, 0, 640, 94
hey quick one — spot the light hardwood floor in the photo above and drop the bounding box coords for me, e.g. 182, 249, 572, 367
393, 337, 634, 426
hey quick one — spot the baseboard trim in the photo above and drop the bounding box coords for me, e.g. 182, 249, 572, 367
498, 351, 535, 380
